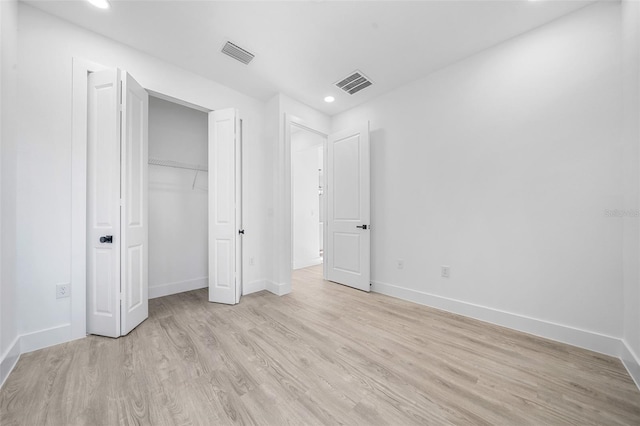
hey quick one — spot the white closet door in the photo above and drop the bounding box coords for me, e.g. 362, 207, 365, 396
120, 72, 149, 335
208, 109, 241, 305
235, 120, 243, 303
87, 69, 121, 338
326, 123, 371, 292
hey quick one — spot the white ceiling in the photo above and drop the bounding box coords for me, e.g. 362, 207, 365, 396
26, 0, 594, 115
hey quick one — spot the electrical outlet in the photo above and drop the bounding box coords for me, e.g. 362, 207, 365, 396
56, 283, 70, 299
441, 266, 450, 278
249, 257, 255, 267
396, 259, 404, 270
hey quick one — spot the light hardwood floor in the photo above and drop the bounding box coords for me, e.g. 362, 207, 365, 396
1, 265, 639, 425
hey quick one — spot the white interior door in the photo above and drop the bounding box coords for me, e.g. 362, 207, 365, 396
120, 72, 149, 335
326, 123, 371, 292
209, 109, 242, 304
87, 69, 148, 338
87, 69, 121, 337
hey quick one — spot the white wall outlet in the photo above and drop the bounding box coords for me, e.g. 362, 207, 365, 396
56, 283, 70, 299
397, 259, 404, 270
441, 265, 450, 278
249, 257, 255, 267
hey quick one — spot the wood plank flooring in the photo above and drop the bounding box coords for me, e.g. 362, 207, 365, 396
1, 265, 639, 425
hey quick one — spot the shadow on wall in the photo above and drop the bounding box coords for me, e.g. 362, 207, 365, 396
369, 127, 385, 283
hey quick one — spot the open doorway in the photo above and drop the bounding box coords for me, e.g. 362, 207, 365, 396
147, 96, 209, 299
290, 124, 327, 278
285, 117, 371, 294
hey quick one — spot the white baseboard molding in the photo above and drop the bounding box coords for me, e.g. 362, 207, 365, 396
20, 323, 73, 354
371, 280, 621, 358
293, 257, 323, 270
621, 340, 640, 390
243, 279, 267, 295
266, 280, 291, 296
0, 336, 21, 388
149, 277, 208, 299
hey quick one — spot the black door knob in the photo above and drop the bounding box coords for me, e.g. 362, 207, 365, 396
100, 235, 113, 243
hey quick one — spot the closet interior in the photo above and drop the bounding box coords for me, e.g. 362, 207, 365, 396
148, 96, 209, 299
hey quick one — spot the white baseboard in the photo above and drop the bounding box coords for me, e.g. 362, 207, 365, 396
266, 280, 291, 296
20, 323, 73, 354
0, 336, 21, 388
621, 340, 640, 390
293, 257, 323, 270
149, 277, 208, 299
243, 279, 266, 295
371, 280, 621, 358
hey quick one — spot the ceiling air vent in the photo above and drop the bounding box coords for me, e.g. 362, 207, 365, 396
221, 41, 255, 65
335, 70, 373, 95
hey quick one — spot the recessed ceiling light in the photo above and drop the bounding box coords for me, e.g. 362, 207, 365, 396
87, 0, 110, 9
324, 96, 335, 103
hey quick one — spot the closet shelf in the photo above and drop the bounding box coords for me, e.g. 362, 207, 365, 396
148, 158, 208, 172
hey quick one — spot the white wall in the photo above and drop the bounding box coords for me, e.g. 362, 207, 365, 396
16, 4, 270, 349
621, 0, 640, 387
332, 2, 625, 355
292, 131, 324, 269
0, 0, 20, 386
148, 97, 208, 298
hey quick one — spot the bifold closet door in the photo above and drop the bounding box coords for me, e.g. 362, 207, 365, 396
120, 72, 149, 336
87, 69, 122, 338
87, 68, 149, 337
208, 108, 242, 305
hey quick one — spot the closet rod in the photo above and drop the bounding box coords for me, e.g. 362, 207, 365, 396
148, 158, 208, 172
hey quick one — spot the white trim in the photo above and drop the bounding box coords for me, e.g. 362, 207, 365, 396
293, 257, 323, 270
20, 324, 74, 354
243, 279, 266, 295
266, 280, 291, 296
0, 336, 20, 388
371, 280, 622, 358
149, 277, 208, 299
147, 90, 211, 113
71, 57, 108, 341
621, 340, 640, 390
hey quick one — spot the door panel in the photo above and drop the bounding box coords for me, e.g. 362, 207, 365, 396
333, 233, 361, 273
327, 123, 370, 292
120, 72, 149, 336
87, 69, 121, 338
209, 109, 240, 304
333, 135, 361, 220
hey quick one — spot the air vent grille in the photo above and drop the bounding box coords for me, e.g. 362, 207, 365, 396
221, 41, 255, 65
335, 71, 373, 95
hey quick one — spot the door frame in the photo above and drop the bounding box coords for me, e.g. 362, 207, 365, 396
71, 58, 245, 340
284, 115, 329, 283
